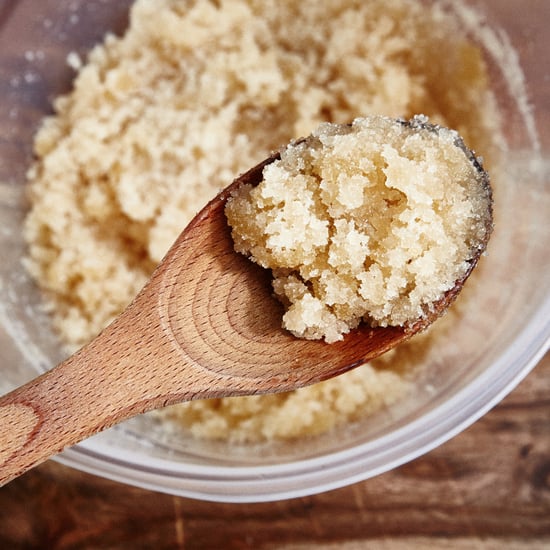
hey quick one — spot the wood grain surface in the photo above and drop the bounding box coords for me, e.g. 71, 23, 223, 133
0, 351, 548, 549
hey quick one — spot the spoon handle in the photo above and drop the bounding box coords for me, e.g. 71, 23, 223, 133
0, 307, 157, 485
0, 361, 90, 486
0, 274, 228, 486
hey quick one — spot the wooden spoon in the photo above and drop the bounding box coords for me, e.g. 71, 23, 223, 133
0, 137, 490, 486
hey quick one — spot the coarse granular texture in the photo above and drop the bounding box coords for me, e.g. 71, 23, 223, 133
166, 362, 410, 443
24, 0, 501, 442
225, 116, 493, 343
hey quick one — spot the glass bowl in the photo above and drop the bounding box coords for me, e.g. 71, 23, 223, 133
1, 0, 548, 502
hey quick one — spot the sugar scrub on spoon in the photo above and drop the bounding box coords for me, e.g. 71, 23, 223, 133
226, 116, 493, 343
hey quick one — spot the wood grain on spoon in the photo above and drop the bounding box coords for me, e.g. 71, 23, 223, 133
0, 130, 490, 486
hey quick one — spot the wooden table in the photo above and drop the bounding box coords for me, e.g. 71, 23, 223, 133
1, 351, 548, 549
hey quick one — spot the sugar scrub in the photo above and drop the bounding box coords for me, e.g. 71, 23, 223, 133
225, 116, 493, 343
24, 0, 502, 442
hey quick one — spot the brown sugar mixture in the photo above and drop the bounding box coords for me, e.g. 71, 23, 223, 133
24, 0, 501, 442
